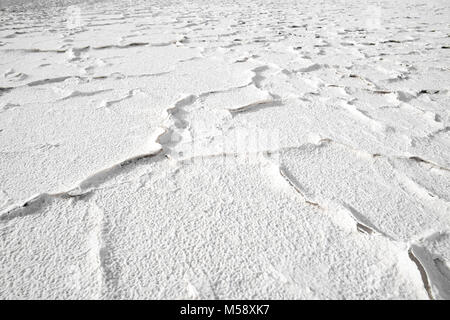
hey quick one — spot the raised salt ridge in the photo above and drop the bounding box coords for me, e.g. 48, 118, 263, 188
0, 0, 449, 299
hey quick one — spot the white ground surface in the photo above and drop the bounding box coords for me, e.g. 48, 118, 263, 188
0, 0, 449, 299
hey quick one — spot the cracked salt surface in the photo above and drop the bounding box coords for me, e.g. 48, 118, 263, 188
1, 0, 450, 299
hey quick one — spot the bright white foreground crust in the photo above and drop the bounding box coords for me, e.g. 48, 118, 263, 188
0, 0, 449, 299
